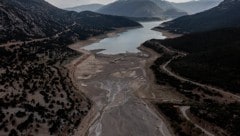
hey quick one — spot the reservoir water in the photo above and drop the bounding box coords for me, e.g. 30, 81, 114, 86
83, 21, 166, 54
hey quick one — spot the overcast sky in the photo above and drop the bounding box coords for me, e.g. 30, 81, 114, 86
45, 0, 193, 8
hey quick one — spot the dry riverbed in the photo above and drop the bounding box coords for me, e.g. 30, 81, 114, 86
67, 39, 173, 136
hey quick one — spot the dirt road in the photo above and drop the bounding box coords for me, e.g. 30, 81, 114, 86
179, 106, 215, 136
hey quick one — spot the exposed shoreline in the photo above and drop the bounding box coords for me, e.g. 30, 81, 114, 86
67, 27, 143, 136
66, 18, 240, 136
152, 27, 182, 39
66, 25, 175, 136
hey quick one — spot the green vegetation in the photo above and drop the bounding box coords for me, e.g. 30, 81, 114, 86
0, 39, 91, 135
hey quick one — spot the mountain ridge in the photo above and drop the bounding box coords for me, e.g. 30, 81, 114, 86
161, 0, 240, 33
171, 0, 222, 14
65, 4, 103, 12
97, 0, 187, 18
0, 0, 141, 44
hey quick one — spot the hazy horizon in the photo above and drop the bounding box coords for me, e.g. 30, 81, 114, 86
45, 0, 194, 8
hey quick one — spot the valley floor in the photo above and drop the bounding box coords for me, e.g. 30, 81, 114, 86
67, 40, 173, 136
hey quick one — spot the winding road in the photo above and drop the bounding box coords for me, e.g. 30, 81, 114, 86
155, 42, 240, 101
179, 106, 215, 136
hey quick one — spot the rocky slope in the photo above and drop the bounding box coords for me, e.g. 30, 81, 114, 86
0, 0, 141, 135
0, 40, 91, 136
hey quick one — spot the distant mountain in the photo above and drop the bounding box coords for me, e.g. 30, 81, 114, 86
65, 4, 103, 12
98, 0, 164, 18
150, 0, 187, 18
161, 0, 240, 33
151, 0, 175, 11
0, 0, 140, 44
97, 0, 187, 18
171, 0, 222, 14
